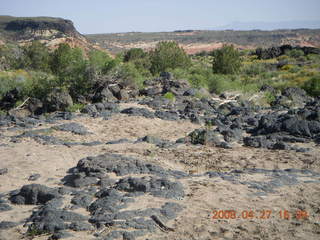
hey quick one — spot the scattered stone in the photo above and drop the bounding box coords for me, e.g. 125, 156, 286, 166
10, 184, 60, 205
0, 221, 19, 229
44, 88, 73, 112
28, 173, 41, 181
52, 122, 90, 135
0, 168, 8, 175
115, 176, 184, 199
121, 107, 155, 119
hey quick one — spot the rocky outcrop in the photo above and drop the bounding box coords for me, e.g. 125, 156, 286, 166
256, 44, 320, 59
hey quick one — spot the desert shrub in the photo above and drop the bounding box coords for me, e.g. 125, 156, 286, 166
241, 62, 268, 76
124, 48, 146, 62
22, 41, 51, 72
302, 75, 320, 97
208, 74, 259, 94
88, 50, 113, 74
50, 43, 89, 97
0, 70, 58, 104
150, 41, 191, 74
0, 44, 24, 70
286, 49, 304, 59
123, 48, 151, 73
109, 62, 145, 89
21, 71, 58, 99
66, 103, 85, 112
0, 70, 29, 99
212, 45, 242, 74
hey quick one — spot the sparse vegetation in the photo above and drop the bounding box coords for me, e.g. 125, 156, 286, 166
212, 45, 242, 74
0, 39, 319, 112
150, 41, 191, 74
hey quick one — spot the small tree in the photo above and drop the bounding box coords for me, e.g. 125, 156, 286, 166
150, 41, 191, 74
22, 41, 51, 72
212, 45, 241, 74
123, 48, 151, 72
88, 50, 112, 75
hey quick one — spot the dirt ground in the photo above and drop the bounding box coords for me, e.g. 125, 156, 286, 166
0, 103, 319, 240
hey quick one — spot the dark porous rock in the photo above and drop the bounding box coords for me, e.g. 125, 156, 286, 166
44, 88, 73, 112
69, 175, 99, 188
155, 110, 179, 121
103, 102, 120, 113
108, 84, 121, 98
0, 203, 12, 212
183, 88, 196, 96
0, 88, 22, 110
46, 111, 75, 122
160, 72, 174, 81
89, 191, 128, 218
160, 202, 184, 219
0, 168, 8, 175
94, 102, 105, 112
260, 85, 277, 94
81, 104, 98, 115
99, 177, 117, 188
27, 206, 88, 233
76, 153, 166, 176
115, 176, 184, 199
10, 184, 60, 205
106, 138, 132, 145
188, 128, 230, 148
0, 221, 19, 229
137, 135, 174, 148
52, 122, 90, 135
49, 231, 74, 239
27, 98, 43, 115
118, 89, 130, 101
140, 86, 163, 97
71, 194, 93, 208
69, 221, 93, 231
28, 173, 41, 181
121, 107, 155, 119
243, 136, 275, 149
93, 87, 117, 103
220, 128, 243, 142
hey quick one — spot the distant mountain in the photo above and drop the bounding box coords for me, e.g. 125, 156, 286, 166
212, 20, 320, 31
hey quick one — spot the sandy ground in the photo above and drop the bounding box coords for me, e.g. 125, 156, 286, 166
0, 104, 319, 240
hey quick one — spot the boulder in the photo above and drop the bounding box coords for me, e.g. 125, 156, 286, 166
10, 184, 60, 205
44, 88, 73, 112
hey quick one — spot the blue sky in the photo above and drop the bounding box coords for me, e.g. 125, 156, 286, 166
1, 0, 320, 33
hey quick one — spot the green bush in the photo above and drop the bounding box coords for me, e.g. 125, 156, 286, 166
150, 41, 191, 74
88, 50, 113, 74
22, 71, 58, 99
66, 103, 85, 112
50, 43, 90, 97
123, 48, 151, 73
212, 45, 242, 74
286, 49, 304, 59
0, 44, 25, 70
302, 75, 320, 97
0, 70, 29, 99
22, 41, 51, 72
109, 62, 145, 89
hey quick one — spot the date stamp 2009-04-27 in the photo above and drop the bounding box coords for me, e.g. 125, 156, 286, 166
211, 209, 311, 220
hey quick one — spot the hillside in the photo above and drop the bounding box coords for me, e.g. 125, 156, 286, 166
0, 16, 100, 52
86, 29, 320, 54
